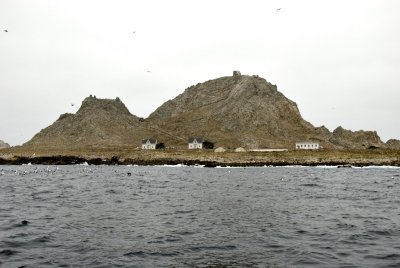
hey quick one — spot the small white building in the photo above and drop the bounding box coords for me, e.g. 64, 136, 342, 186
296, 142, 320, 150
188, 138, 203, 149
142, 138, 157, 150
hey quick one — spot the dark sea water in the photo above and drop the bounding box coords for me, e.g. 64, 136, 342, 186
1, 165, 400, 268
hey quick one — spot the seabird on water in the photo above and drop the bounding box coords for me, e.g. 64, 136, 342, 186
3, 29, 8, 32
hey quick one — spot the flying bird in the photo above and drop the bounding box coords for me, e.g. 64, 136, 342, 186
276, 8, 282, 11
71, 103, 75, 107
132, 31, 136, 34
146, 70, 151, 73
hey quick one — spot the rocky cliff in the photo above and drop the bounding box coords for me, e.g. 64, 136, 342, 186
329, 126, 383, 149
386, 139, 400, 149
0, 140, 10, 149
23, 96, 157, 149
148, 72, 324, 148
148, 72, 384, 149
21, 72, 392, 150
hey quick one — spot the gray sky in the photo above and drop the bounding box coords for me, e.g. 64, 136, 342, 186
1, 0, 399, 146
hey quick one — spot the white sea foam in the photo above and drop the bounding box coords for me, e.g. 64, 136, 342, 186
162, 164, 185, 167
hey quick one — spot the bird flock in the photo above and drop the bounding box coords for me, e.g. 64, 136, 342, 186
0, 166, 95, 177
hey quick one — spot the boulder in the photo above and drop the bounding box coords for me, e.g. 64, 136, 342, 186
214, 147, 226, 153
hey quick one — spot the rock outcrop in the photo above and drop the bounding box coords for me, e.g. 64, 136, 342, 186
329, 126, 384, 149
386, 139, 400, 149
23, 96, 157, 149
0, 140, 10, 149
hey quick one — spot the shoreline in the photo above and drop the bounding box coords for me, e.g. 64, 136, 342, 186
1, 148, 400, 167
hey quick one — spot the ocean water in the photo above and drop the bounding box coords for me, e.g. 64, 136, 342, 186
1, 165, 400, 268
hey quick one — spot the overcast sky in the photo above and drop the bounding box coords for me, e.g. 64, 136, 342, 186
1, 0, 399, 146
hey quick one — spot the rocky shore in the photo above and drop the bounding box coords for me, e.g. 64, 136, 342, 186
1, 148, 399, 167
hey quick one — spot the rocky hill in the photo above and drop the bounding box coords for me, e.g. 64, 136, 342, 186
21, 72, 391, 150
0, 140, 10, 149
23, 96, 158, 150
148, 71, 384, 149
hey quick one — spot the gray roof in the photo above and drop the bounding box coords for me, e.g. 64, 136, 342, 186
188, 137, 204, 143
142, 138, 157, 144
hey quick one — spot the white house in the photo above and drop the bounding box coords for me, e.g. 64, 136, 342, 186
142, 138, 157, 150
188, 138, 203, 149
295, 142, 320, 150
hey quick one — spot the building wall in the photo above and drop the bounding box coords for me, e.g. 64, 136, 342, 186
188, 142, 203, 149
142, 143, 156, 149
296, 143, 319, 150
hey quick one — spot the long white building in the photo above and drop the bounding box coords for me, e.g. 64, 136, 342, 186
295, 142, 320, 150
